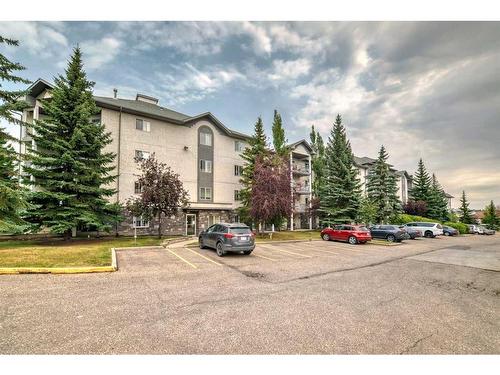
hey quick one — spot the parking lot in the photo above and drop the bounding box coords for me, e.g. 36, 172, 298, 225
0, 234, 499, 354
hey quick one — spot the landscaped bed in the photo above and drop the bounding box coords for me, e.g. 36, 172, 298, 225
0, 236, 171, 268
254, 230, 321, 242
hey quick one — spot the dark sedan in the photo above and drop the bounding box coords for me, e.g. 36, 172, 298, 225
369, 225, 407, 242
401, 226, 422, 239
443, 225, 459, 236
199, 223, 255, 257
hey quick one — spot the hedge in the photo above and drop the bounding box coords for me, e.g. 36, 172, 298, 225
443, 221, 469, 234
391, 214, 470, 234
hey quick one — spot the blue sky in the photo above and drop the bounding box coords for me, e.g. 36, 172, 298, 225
1, 21, 499, 208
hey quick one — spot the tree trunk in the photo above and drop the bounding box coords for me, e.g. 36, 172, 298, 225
158, 212, 162, 239
64, 229, 72, 241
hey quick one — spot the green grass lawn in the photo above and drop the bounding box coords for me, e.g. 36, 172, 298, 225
0, 236, 171, 268
255, 230, 321, 242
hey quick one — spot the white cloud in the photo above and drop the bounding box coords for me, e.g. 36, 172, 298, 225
240, 22, 272, 55
268, 58, 311, 81
80, 37, 122, 70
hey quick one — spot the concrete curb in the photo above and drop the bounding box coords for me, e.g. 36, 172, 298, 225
0, 248, 119, 275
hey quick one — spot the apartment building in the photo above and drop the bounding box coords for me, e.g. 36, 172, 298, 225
20, 79, 317, 235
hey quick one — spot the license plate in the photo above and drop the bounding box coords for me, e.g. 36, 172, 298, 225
240, 236, 248, 241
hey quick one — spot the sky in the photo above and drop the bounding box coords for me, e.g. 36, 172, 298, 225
0, 21, 499, 209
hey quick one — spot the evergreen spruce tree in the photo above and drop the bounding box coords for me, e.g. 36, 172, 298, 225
365, 145, 401, 223
271, 109, 288, 156
427, 174, 450, 221
0, 36, 31, 140
24, 47, 120, 238
238, 116, 268, 224
409, 159, 432, 202
458, 190, 474, 224
319, 114, 361, 224
0, 35, 30, 232
310, 125, 325, 196
482, 200, 499, 229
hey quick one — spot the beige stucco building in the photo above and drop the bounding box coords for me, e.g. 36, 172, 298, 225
19, 79, 315, 235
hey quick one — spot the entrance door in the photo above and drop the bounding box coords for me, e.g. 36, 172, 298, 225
186, 214, 196, 236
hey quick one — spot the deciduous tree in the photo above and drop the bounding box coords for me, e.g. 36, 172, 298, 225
126, 154, 189, 238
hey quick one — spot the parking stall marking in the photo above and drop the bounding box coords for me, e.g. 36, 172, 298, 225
257, 244, 308, 259
166, 249, 198, 269
184, 247, 223, 266
252, 253, 278, 262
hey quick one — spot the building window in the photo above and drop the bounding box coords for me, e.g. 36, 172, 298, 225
208, 214, 220, 226
200, 187, 212, 200
135, 150, 150, 162
134, 181, 143, 194
200, 159, 212, 173
234, 190, 241, 201
132, 216, 149, 228
234, 165, 243, 176
234, 140, 245, 151
233, 215, 240, 223
199, 131, 212, 146
136, 119, 151, 132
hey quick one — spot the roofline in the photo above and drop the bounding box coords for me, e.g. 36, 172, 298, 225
288, 139, 314, 154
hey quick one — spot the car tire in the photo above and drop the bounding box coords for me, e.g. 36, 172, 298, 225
199, 238, 206, 249
348, 236, 358, 245
243, 250, 252, 255
387, 234, 396, 242
424, 231, 434, 238
322, 233, 330, 241
216, 242, 225, 257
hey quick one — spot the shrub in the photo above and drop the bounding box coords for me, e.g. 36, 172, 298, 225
443, 221, 469, 234
392, 214, 438, 225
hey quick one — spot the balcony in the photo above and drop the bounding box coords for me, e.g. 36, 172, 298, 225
294, 203, 307, 213
292, 164, 310, 176
293, 183, 311, 195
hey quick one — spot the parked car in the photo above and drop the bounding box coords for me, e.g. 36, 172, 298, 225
442, 225, 459, 236
478, 225, 495, 235
369, 225, 407, 242
199, 223, 255, 257
402, 222, 444, 238
401, 226, 422, 239
321, 224, 372, 244
468, 224, 480, 234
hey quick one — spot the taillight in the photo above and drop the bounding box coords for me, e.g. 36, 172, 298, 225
224, 233, 234, 239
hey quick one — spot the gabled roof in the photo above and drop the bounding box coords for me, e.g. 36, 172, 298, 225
353, 156, 377, 167
24, 78, 251, 140
288, 139, 314, 154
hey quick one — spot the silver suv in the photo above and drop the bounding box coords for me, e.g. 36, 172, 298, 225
403, 222, 444, 238
199, 223, 255, 257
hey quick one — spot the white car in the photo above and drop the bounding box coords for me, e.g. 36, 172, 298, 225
403, 222, 444, 238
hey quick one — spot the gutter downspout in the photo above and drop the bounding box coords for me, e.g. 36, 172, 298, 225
115, 106, 123, 236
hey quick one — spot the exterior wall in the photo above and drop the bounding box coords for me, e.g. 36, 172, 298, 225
357, 166, 368, 196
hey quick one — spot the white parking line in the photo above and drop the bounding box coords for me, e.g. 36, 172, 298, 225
167, 249, 198, 269
253, 253, 277, 261
184, 248, 223, 266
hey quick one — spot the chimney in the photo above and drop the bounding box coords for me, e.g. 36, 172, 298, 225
113, 88, 118, 98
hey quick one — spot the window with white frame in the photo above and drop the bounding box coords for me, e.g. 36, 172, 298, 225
135, 150, 150, 162
208, 214, 220, 226
200, 159, 212, 173
136, 118, 151, 132
234, 165, 243, 176
199, 131, 212, 146
132, 216, 149, 228
134, 181, 143, 194
234, 190, 241, 201
234, 140, 245, 152
199, 187, 212, 200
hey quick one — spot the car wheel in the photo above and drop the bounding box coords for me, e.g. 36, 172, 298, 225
216, 242, 225, 257
424, 231, 433, 238
444, 232, 450, 236
243, 250, 252, 255
348, 236, 358, 245
387, 234, 396, 242
322, 233, 330, 241
199, 238, 206, 249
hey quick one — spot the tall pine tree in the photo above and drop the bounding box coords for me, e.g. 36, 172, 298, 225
458, 190, 474, 224
365, 145, 400, 223
319, 114, 361, 224
24, 47, 120, 238
0, 35, 30, 232
482, 200, 498, 229
427, 174, 450, 221
409, 158, 432, 202
310, 125, 325, 196
271, 109, 288, 157
238, 116, 268, 224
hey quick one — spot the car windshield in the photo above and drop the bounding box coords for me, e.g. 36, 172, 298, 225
229, 227, 251, 234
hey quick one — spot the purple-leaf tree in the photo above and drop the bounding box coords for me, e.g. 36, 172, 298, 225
250, 154, 292, 231
126, 154, 189, 238
403, 199, 428, 217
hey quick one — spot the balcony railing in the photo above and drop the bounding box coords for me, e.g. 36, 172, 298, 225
292, 165, 310, 175
294, 203, 307, 213
293, 183, 311, 194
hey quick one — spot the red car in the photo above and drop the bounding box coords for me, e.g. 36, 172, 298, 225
321, 224, 372, 244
